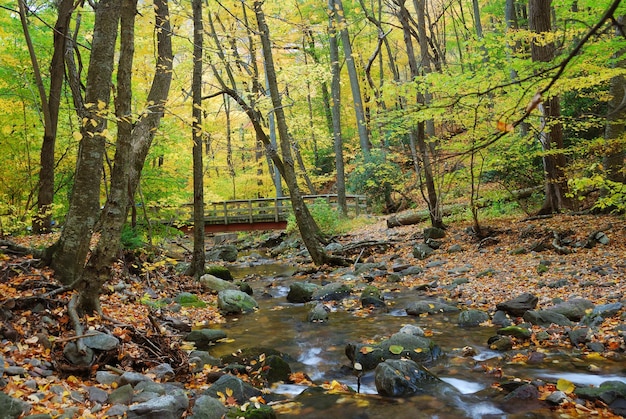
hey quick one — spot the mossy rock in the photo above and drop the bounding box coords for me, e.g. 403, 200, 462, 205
175, 292, 207, 308
205, 265, 234, 281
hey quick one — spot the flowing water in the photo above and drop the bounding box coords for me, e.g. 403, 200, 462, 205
208, 261, 626, 418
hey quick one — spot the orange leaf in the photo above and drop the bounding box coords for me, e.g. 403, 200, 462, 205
496, 120, 514, 133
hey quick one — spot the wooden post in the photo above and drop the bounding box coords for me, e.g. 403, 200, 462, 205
222, 202, 228, 224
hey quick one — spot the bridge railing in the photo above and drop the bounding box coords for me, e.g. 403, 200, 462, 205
205, 194, 367, 225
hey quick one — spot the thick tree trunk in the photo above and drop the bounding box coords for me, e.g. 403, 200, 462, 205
72, 0, 173, 313
529, 0, 571, 215
50, 0, 121, 286
188, 0, 206, 279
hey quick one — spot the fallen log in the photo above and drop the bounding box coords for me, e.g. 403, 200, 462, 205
386, 187, 540, 228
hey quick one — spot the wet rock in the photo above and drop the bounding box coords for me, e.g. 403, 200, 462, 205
286, 282, 321, 303
503, 383, 539, 401
262, 355, 292, 384
189, 350, 221, 371
311, 282, 352, 302
108, 384, 134, 405
405, 299, 459, 316
206, 245, 238, 262
592, 302, 623, 318
83, 331, 120, 351
360, 286, 386, 308
568, 327, 591, 346
374, 359, 441, 397
217, 290, 258, 314
185, 329, 227, 350
4, 366, 26, 376
496, 293, 538, 317
204, 265, 234, 281
548, 299, 594, 321
237, 282, 253, 296
492, 310, 512, 326
126, 390, 189, 419
398, 324, 425, 337
412, 243, 434, 260
497, 325, 532, 339
199, 274, 238, 293
575, 380, 626, 405
488, 335, 513, 351
523, 310, 574, 327
189, 395, 228, 419
458, 309, 489, 327
307, 303, 329, 323
0, 392, 30, 418
204, 375, 262, 404
353, 262, 387, 276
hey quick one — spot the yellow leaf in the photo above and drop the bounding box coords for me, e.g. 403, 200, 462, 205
97, 100, 106, 110
556, 378, 575, 394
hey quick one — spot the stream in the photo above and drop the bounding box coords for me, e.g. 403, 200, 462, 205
206, 260, 626, 418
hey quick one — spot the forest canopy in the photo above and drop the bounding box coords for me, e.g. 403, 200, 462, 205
0, 0, 624, 237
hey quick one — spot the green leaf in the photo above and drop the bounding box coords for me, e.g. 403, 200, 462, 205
389, 345, 404, 355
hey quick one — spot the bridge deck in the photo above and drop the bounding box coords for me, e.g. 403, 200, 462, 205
160, 194, 367, 233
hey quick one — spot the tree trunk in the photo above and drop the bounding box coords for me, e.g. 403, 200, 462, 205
50, 0, 121, 286
331, 0, 371, 157
71, 0, 173, 313
254, 1, 346, 266
188, 0, 206, 279
18, 0, 75, 233
395, 0, 442, 228
604, 15, 626, 184
529, 0, 571, 215
328, 2, 348, 216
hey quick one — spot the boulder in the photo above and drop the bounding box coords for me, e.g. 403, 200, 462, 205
497, 325, 532, 339
185, 329, 227, 350
458, 309, 489, 327
549, 299, 594, 321
0, 392, 30, 419
360, 286, 386, 308
189, 395, 228, 419
287, 282, 321, 303
83, 331, 120, 351
204, 265, 234, 281
203, 375, 262, 404
262, 355, 292, 384
307, 303, 329, 323
311, 282, 352, 302
374, 359, 442, 397
406, 299, 459, 316
423, 227, 446, 240
217, 290, 258, 314
206, 245, 238, 262
199, 274, 238, 293
496, 293, 538, 317
126, 390, 189, 419
412, 243, 434, 260
523, 310, 574, 327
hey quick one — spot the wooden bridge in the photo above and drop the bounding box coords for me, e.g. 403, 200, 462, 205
171, 194, 367, 233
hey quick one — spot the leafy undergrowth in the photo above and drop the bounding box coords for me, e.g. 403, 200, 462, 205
0, 212, 625, 418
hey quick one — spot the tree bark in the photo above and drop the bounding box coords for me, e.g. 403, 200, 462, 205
529, 0, 571, 215
69, 0, 173, 313
328, 1, 347, 216
188, 0, 206, 279
331, 0, 371, 157
254, 1, 347, 266
18, 0, 76, 233
50, 0, 121, 286
604, 15, 626, 185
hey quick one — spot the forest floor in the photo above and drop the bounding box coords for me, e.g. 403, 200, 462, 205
0, 211, 625, 418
